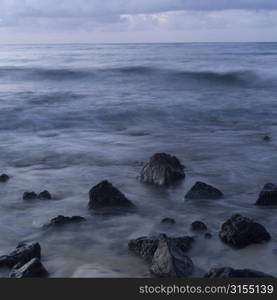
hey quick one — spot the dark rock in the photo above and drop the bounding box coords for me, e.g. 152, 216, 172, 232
263, 136, 271, 142
0, 174, 10, 182
88, 180, 135, 212
161, 218, 176, 225
219, 214, 271, 248
0, 242, 41, 267
191, 221, 207, 231
256, 183, 277, 206
38, 190, 52, 200
44, 215, 86, 228
128, 237, 159, 263
150, 234, 194, 278
185, 181, 223, 200
23, 192, 38, 201
139, 153, 185, 186
10, 258, 48, 278
205, 233, 213, 239
205, 267, 273, 278
128, 235, 194, 263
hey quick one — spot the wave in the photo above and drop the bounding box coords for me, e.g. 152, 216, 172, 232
0, 65, 276, 87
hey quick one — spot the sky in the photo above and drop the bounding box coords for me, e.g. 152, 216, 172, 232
0, 0, 276, 43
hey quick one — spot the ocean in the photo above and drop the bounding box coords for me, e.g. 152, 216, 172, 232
0, 43, 277, 277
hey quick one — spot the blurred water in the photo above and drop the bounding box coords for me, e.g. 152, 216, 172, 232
0, 43, 277, 277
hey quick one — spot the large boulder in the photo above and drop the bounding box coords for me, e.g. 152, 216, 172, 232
219, 214, 271, 248
0, 242, 41, 267
10, 258, 48, 278
128, 235, 194, 264
150, 234, 194, 278
256, 183, 277, 206
205, 267, 273, 278
139, 153, 185, 186
0, 174, 9, 182
88, 180, 135, 213
44, 215, 86, 229
185, 181, 223, 200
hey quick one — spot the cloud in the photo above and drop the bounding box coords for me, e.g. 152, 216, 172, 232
0, 1, 277, 42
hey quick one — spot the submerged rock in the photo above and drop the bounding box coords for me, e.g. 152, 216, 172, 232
10, 258, 48, 278
185, 181, 223, 200
139, 153, 185, 186
219, 214, 271, 248
0, 174, 10, 182
205, 233, 213, 239
150, 234, 194, 278
44, 215, 86, 228
205, 267, 273, 278
128, 235, 194, 263
256, 183, 277, 206
0, 242, 41, 267
161, 218, 176, 225
23, 192, 38, 201
263, 135, 271, 142
88, 180, 135, 212
191, 221, 207, 231
38, 190, 52, 200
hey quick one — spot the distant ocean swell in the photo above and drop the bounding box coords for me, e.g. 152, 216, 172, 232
0, 66, 276, 88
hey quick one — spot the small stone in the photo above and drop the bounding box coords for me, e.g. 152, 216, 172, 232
161, 218, 176, 225
263, 136, 271, 142
256, 183, 277, 206
44, 215, 86, 228
191, 221, 207, 231
185, 182, 223, 200
139, 153, 185, 186
0, 174, 10, 182
23, 192, 38, 201
38, 190, 52, 200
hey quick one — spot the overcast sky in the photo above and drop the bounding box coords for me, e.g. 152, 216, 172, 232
0, 0, 277, 43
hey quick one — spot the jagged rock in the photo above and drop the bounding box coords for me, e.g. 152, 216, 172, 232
161, 218, 176, 225
10, 258, 48, 278
191, 221, 207, 231
205, 267, 274, 278
38, 190, 52, 200
128, 235, 194, 263
185, 182, 223, 199
44, 215, 86, 228
0, 242, 41, 267
23, 192, 38, 200
150, 234, 194, 278
139, 153, 185, 186
256, 183, 277, 206
0, 174, 10, 182
219, 214, 271, 248
88, 180, 135, 212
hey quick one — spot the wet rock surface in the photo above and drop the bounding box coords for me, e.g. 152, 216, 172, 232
44, 215, 86, 228
10, 258, 48, 278
219, 214, 271, 248
88, 180, 135, 212
185, 181, 223, 200
150, 234, 194, 277
256, 183, 277, 206
0, 242, 41, 267
139, 153, 185, 186
205, 267, 274, 278
0, 174, 10, 182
